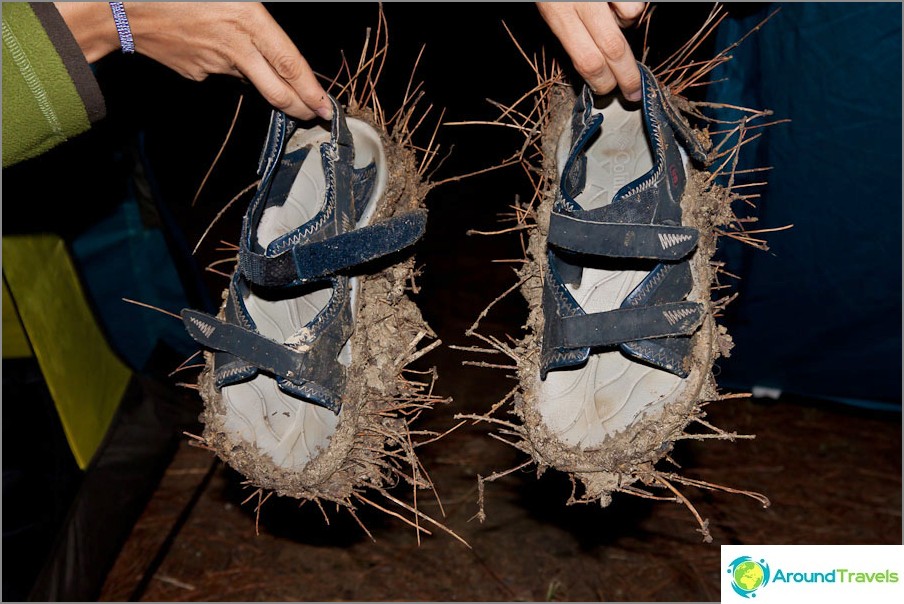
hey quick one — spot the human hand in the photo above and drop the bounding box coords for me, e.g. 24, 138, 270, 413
55, 2, 331, 120
536, 2, 646, 100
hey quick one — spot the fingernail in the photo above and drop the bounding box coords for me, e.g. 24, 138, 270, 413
626, 89, 642, 102
316, 105, 333, 120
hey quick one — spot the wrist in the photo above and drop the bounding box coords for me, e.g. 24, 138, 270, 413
54, 2, 120, 62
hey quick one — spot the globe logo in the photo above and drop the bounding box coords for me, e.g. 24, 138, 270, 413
727, 556, 771, 598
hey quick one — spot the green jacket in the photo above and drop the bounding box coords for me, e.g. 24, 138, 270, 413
2, 2, 105, 167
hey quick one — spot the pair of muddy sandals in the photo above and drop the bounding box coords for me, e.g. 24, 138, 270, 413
181, 63, 713, 486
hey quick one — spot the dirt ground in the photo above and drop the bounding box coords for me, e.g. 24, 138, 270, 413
99, 310, 902, 602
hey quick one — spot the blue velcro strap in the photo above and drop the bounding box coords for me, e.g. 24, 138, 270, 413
548, 212, 699, 260
541, 257, 703, 378
549, 301, 704, 350
239, 209, 426, 288
621, 337, 693, 378
181, 309, 342, 414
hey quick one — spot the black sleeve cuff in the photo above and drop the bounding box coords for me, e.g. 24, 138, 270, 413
30, 2, 106, 124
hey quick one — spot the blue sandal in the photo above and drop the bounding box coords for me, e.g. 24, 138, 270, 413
532, 63, 714, 449
181, 97, 426, 472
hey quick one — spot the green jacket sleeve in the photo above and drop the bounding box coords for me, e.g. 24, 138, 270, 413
2, 2, 106, 167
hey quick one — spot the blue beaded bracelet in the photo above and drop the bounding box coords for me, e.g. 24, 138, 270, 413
109, 2, 135, 54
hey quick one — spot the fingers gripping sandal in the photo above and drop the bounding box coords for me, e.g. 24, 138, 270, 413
538, 63, 711, 447
181, 97, 426, 469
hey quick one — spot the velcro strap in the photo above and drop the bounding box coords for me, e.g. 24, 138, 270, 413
182, 309, 311, 380
276, 378, 341, 414
240, 209, 427, 287
182, 309, 342, 414
213, 352, 258, 387
621, 337, 693, 378
548, 212, 698, 260
554, 301, 703, 349
181, 309, 341, 413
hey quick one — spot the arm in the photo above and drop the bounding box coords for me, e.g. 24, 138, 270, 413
536, 2, 646, 100
2, 3, 104, 167
54, 2, 331, 120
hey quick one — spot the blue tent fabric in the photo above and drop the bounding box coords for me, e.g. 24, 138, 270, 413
706, 3, 902, 407
48, 65, 206, 375
70, 165, 196, 373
